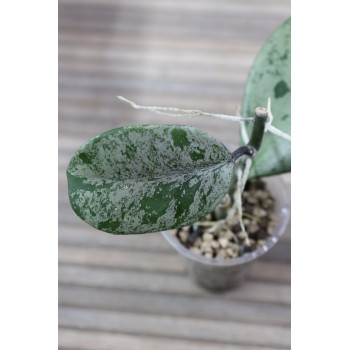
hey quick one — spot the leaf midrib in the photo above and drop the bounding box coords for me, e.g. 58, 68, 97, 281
69, 159, 232, 183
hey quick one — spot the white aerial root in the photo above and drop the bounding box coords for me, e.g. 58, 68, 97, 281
265, 96, 291, 141
240, 120, 250, 145
117, 96, 254, 122
231, 167, 251, 246
266, 97, 274, 130
266, 124, 291, 141
118, 95, 291, 142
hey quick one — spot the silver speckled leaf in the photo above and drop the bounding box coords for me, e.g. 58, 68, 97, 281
67, 125, 235, 234
242, 17, 291, 178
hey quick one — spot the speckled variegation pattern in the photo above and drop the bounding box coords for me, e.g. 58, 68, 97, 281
242, 17, 291, 178
67, 125, 235, 234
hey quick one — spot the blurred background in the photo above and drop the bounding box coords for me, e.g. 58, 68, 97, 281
58, 0, 291, 349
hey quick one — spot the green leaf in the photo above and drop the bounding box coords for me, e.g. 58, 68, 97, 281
242, 17, 291, 178
67, 125, 235, 234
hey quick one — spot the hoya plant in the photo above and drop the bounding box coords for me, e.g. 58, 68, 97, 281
67, 18, 291, 250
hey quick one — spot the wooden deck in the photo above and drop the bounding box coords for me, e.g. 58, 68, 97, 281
58, 0, 291, 349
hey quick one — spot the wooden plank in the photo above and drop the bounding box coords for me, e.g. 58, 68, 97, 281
59, 285, 290, 326
58, 75, 243, 100
58, 90, 243, 113
58, 264, 291, 304
250, 260, 290, 283
58, 225, 172, 252
58, 46, 255, 70
263, 242, 290, 263
57, 94, 242, 119
58, 11, 274, 40
58, 31, 262, 53
59, 246, 186, 274
59, 20, 263, 42
59, 62, 249, 85
58, 88, 242, 113
58, 307, 290, 348
58, 245, 290, 283
58, 0, 290, 18
59, 328, 287, 350
59, 0, 290, 17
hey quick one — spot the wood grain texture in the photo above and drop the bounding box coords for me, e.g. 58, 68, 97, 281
59, 307, 290, 347
59, 0, 291, 348
58, 264, 291, 304
59, 285, 290, 326
59, 328, 287, 350
58, 245, 290, 282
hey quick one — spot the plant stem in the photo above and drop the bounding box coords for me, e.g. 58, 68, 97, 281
231, 146, 254, 163
248, 107, 268, 151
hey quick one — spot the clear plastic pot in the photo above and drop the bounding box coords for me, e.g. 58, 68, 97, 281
161, 175, 290, 291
